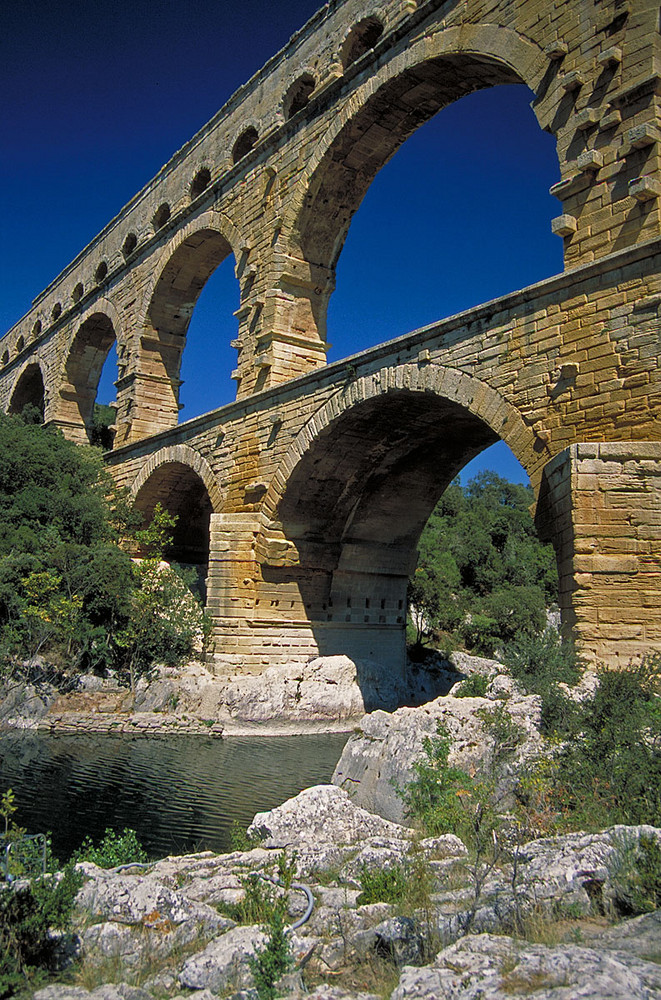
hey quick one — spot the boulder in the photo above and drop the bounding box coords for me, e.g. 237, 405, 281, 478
391, 931, 661, 1000
332, 684, 542, 824
178, 925, 267, 993
247, 785, 410, 848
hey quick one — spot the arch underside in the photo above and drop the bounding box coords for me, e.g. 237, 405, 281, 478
134, 461, 213, 568
272, 390, 499, 584
294, 53, 523, 269
64, 313, 115, 436
9, 363, 45, 419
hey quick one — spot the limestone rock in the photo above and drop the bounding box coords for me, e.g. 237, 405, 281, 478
391, 931, 661, 1000
34, 986, 152, 1000
332, 685, 541, 824
179, 925, 267, 993
247, 784, 409, 848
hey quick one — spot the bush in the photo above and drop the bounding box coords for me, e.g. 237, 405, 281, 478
503, 628, 580, 735
454, 674, 489, 698
357, 864, 409, 906
0, 864, 82, 998
403, 723, 474, 838
71, 827, 147, 869
607, 830, 661, 916
527, 656, 661, 830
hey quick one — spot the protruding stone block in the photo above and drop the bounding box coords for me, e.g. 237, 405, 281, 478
544, 41, 568, 61
575, 107, 600, 130
598, 46, 622, 68
552, 214, 578, 237
561, 71, 584, 92
629, 176, 661, 202
577, 149, 603, 172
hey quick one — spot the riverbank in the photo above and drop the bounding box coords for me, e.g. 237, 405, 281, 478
0, 652, 467, 737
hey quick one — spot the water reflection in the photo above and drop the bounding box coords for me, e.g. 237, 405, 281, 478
0, 732, 349, 860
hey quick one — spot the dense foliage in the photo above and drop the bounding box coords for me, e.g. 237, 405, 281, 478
408, 472, 558, 654
0, 412, 208, 682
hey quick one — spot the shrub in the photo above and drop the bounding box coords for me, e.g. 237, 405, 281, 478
454, 674, 489, 698
503, 628, 580, 735
403, 723, 473, 837
72, 827, 147, 869
607, 830, 661, 916
357, 864, 408, 906
0, 863, 82, 998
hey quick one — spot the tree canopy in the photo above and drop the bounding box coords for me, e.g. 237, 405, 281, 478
409, 472, 558, 655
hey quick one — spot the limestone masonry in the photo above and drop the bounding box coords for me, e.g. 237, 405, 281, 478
2, 0, 661, 671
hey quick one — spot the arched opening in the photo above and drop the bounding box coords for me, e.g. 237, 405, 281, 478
145, 227, 237, 421
283, 74, 315, 119
15, 336, 25, 354
95, 261, 108, 283
341, 17, 383, 70
1, 351, 8, 367
8, 363, 45, 421
134, 462, 213, 597
233, 127, 258, 164
153, 203, 171, 230
122, 232, 138, 258
262, 388, 555, 674
32, 320, 42, 339
72, 283, 84, 304
64, 312, 116, 444
326, 84, 560, 359
191, 168, 211, 199
51, 303, 62, 322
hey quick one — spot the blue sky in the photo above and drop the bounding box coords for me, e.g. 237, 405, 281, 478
1, 0, 562, 484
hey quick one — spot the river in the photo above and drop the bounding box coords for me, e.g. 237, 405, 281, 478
0, 731, 350, 860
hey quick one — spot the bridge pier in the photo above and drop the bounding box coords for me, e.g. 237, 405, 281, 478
537, 442, 661, 667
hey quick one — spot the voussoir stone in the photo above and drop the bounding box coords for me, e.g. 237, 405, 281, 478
247, 784, 410, 848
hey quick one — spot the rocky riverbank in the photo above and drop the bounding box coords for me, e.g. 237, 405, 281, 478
0, 653, 465, 737
19, 654, 661, 1000
35, 785, 661, 1000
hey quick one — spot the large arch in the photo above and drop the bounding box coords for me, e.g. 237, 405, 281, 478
60, 310, 118, 441
288, 26, 550, 272
8, 361, 45, 420
249, 365, 542, 671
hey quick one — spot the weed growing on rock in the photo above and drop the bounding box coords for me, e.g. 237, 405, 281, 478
607, 829, 661, 916
454, 674, 490, 698
71, 827, 147, 868
403, 723, 473, 837
0, 863, 82, 998
357, 863, 408, 905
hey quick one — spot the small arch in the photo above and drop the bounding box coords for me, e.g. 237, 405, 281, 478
32, 319, 42, 339
190, 167, 211, 199
15, 336, 25, 354
341, 17, 383, 70
72, 283, 84, 304
95, 260, 108, 283
1, 351, 9, 366
153, 203, 171, 230
232, 127, 258, 164
122, 232, 138, 257
283, 74, 315, 119
8, 362, 45, 421
51, 303, 62, 322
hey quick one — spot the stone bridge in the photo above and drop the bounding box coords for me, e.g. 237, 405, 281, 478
2, 0, 661, 672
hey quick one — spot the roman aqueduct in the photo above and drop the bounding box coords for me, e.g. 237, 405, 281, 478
2, 0, 660, 673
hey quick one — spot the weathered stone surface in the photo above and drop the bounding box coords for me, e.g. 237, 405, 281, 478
332, 683, 542, 824
248, 785, 409, 848
391, 931, 661, 1000
34, 986, 152, 1000
179, 925, 268, 993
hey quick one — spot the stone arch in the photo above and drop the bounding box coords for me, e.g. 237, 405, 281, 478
130, 444, 222, 512
286, 25, 549, 272
261, 363, 540, 533
131, 446, 221, 583
340, 15, 384, 70
8, 361, 45, 420
59, 300, 123, 441
256, 363, 542, 670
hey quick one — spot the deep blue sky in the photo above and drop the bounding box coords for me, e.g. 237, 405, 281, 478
1, 0, 562, 483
